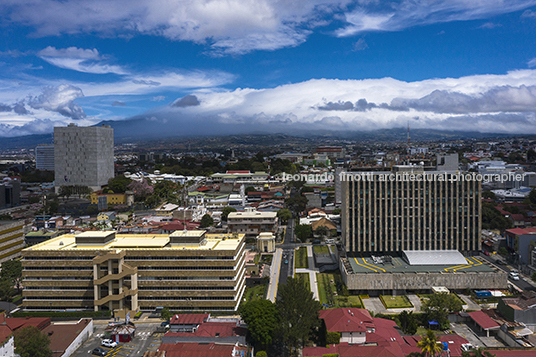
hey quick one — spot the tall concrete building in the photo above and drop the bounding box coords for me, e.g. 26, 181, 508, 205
35, 144, 55, 171
0, 220, 25, 264
54, 124, 114, 192
341, 165, 481, 255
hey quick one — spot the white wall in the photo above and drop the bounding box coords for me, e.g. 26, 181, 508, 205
60, 319, 94, 357
340, 331, 366, 344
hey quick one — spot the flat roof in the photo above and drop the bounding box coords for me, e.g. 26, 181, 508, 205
24, 232, 244, 252
348, 256, 494, 274
403, 250, 467, 266
228, 211, 277, 218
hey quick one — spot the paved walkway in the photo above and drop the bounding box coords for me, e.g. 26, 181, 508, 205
294, 245, 320, 301
407, 294, 423, 312
266, 248, 283, 303
362, 297, 388, 314
459, 294, 481, 311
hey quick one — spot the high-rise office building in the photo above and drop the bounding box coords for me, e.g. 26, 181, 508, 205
54, 124, 114, 192
341, 165, 481, 255
35, 144, 55, 171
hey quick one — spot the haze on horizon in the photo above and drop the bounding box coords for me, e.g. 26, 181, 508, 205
2, 0, 536, 138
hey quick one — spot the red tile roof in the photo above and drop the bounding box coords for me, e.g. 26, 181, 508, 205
158, 342, 246, 357
0, 326, 12, 346
170, 313, 209, 325
319, 308, 373, 333
506, 227, 536, 235
468, 311, 500, 330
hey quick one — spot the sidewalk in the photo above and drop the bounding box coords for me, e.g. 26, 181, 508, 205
295, 245, 320, 301
266, 248, 283, 303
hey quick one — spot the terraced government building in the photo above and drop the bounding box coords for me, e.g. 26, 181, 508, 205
21, 230, 246, 312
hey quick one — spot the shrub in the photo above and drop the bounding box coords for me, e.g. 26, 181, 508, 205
255, 352, 267, 357
326, 331, 341, 345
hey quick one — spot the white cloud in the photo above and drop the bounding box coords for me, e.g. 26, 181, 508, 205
38, 46, 128, 74
528, 58, 536, 67
28, 84, 86, 119
151, 96, 166, 102
337, 0, 536, 36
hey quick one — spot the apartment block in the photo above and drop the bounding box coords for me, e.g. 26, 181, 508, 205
341, 166, 481, 254
54, 124, 114, 192
21, 230, 246, 312
227, 208, 278, 238
35, 144, 55, 171
0, 220, 25, 264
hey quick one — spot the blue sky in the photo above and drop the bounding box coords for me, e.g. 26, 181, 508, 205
2, 0, 536, 137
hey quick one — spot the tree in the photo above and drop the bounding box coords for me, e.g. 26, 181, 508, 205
200, 214, 214, 228
528, 149, 536, 162
532, 271, 536, 283
245, 186, 256, 193
397, 310, 418, 335
529, 189, 536, 206
295, 224, 313, 242
0, 277, 14, 301
127, 179, 154, 200
423, 293, 462, 330
277, 209, 292, 224
276, 277, 322, 356
332, 208, 341, 215
417, 330, 442, 357
314, 226, 329, 239
482, 191, 496, 200
285, 195, 308, 216
240, 299, 279, 349
498, 247, 508, 257
1, 259, 22, 292
108, 175, 132, 193
14, 325, 53, 357
256, 352, 268, 357
221, 207, 237, 221
160, 307, 172, 322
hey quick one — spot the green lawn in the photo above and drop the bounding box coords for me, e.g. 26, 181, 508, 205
313, 245, 330, 254
317, 272, 362, 309
243, 284, 266, 304
295, 247, 309, 269
296, 272, 310, 287
380, 294, 414, 309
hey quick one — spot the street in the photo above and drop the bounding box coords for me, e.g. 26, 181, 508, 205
72, 321, 164, 357
479, 254, 536, 291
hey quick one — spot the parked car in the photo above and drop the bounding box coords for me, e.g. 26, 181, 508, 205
160, 321, 170, 329
101, 339, 117, 348
461, 343, 475, 352
92, 347, 107, 356
284, 259, 288, 264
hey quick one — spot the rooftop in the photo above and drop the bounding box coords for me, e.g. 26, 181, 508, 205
23, 231, 244, 252
348, 256, 494, 274
403, 250, 467, 266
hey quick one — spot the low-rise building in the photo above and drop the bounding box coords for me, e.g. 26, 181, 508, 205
227, 208, 278, 238
256, 232, 275, 253
21, 230, 246, 312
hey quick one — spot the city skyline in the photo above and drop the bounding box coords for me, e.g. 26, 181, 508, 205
2, 1, 536, 137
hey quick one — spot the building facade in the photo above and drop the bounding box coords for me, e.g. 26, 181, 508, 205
0, 180, 20, 210
21, 230, 246, 312
341, 167, 481, 254
227, 208, 278, 238
0, 220, 25, 264
54, 124, 114, 192
35, 144, 55, 171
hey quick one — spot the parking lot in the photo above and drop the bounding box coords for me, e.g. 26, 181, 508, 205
72, 321, 164, 357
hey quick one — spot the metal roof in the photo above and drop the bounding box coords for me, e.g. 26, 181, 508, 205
402, 250, 467, 266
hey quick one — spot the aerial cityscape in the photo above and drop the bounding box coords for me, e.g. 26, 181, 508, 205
2, 1, 536, 357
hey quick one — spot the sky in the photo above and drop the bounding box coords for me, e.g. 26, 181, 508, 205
2, 0, 536, 137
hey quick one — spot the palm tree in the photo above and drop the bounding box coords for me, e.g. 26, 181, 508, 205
417, 330, 443, 357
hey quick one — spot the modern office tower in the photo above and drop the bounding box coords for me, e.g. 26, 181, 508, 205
35, 144, 55, 171
54, 124, 114, 192
341, 165, 481, 255
0, 220, 25, 264
21, 230, 246, 312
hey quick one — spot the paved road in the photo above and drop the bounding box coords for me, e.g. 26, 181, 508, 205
480, 254, 535, 291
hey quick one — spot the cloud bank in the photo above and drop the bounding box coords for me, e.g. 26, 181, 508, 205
3, 0, 536, 54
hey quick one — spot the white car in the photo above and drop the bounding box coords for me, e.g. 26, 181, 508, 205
461, 343, 475, 352
509, 271, 520, 281
101, 339, 117, 348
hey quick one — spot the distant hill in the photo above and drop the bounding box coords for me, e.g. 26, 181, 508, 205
0, 117, 527, 151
